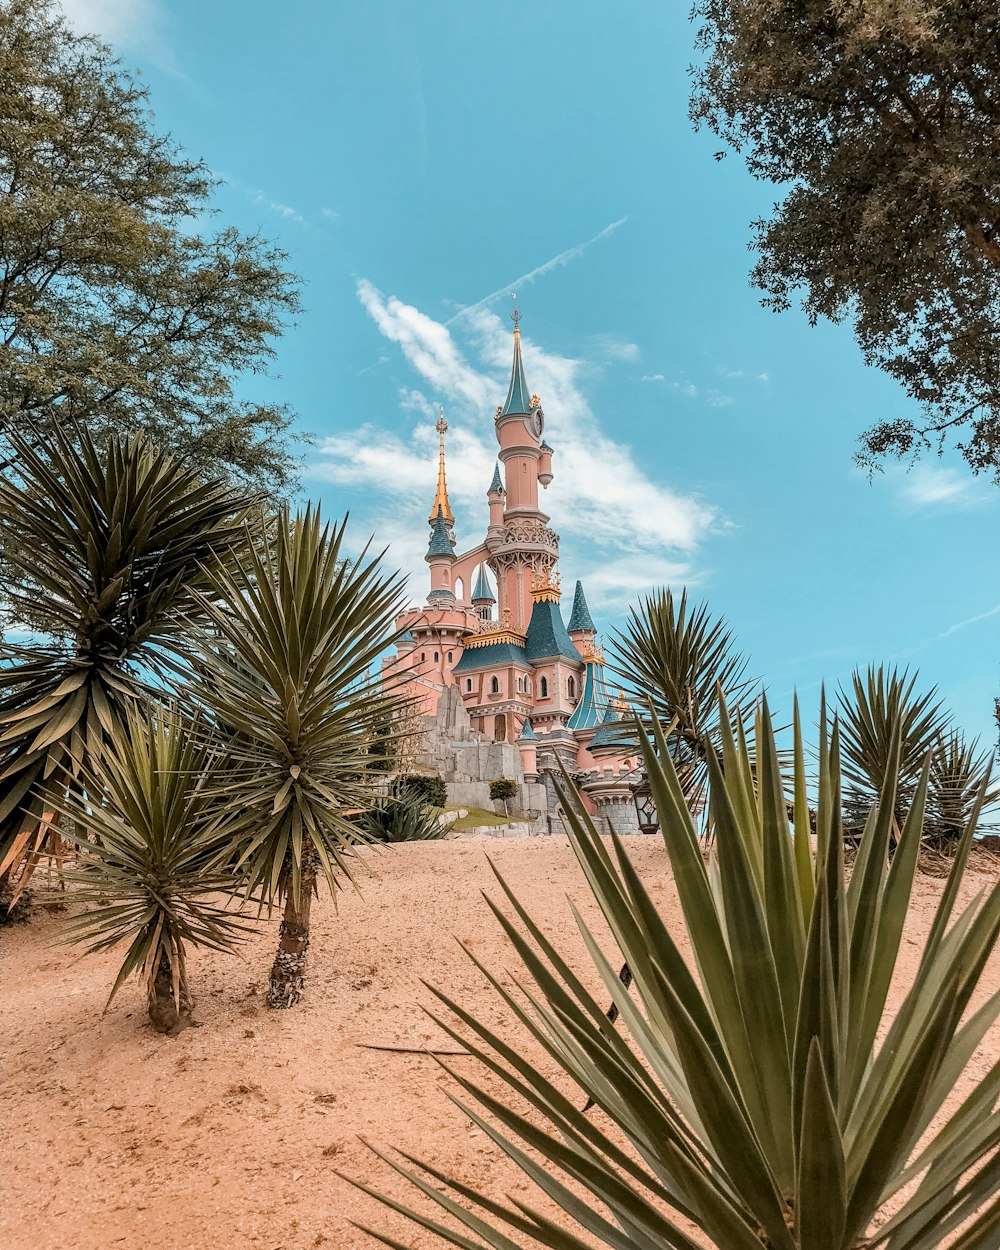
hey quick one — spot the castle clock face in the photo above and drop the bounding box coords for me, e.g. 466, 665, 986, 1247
531, 410, 543, 438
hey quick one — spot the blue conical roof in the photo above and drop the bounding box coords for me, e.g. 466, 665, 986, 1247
517, 719, 538, 741
567, 581, 596, 633
472, 565, 494, 602
566, 655, 608, 731
524, 597, 581, 664
590, 704, 635, 753
426, 506, 455, 558
500, 327, 534, 417
488, 463, 504, 494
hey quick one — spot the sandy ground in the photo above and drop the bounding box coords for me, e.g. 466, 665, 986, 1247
2, 837, 998, 1250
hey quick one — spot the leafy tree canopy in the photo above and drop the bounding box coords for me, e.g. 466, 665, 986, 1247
0, 0, 302, 492
691, 0, 1000, 482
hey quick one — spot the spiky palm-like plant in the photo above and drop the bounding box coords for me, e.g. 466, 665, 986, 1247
0, 428, 251, 901
608, 588, 758, 811
351, 697, 1000, 1249
59, 705, 251, 1034
838, 664, 951, 828
926, 730, 999, 848
188, 506, 407, 1009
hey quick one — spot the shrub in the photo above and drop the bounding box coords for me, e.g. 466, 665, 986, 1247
394, 774, 447, 809
359, 795, 446, 844
488, 778, 517, 803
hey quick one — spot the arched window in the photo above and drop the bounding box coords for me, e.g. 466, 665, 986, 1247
494, 714, 507, 742
433, 651, 439, 662
568, 676, 576, 698
490, 675, 500, 695
540, 676, 549, 698
465, 678, 472, 692
455, 577, 464, 601
421, 652, 425, 661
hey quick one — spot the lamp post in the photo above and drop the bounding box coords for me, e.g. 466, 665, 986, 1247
631, 774, 659, 836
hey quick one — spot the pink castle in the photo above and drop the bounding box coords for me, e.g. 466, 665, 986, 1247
384, 309, 639, 829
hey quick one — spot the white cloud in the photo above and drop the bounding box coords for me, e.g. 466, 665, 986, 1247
250, 190, 306, 225
309, 284, 719, 609
320, 207, 340, 223
640, 373, 733, 407
60, 0, 175, 72
640, 373, 665, 383
894, 464, 985, 509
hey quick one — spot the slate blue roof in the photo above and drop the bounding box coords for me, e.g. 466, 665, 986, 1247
524, 597, 582, 664
397, 630, 415, 646
566, 657, 607, 731
488, 463, 504, 494
426, 507, 454, 558
590, 705, 636, 754
472, 565, 494, 602
452, 641, 531, 673
500, 328, 534, 417
567, 581, 596, 633
517, 719, 538, 741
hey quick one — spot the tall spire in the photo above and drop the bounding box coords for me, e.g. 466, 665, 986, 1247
500, 297, 535, 417
567, 581, 596, 633
428, 409, 454, 525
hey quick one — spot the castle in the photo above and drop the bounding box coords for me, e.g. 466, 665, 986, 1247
384, 309, 640, 834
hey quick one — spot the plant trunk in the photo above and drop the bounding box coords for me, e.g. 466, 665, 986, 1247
148, 948, 194, 1036
267, 854, 317, 1010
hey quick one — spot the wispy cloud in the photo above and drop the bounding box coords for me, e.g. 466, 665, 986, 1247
448, 218, 628, 323
310, 283, 719, 612
939, 604, 1000, 638
894, 464, 987, 509
642, 373, 733, 408
61, 0, 178, 74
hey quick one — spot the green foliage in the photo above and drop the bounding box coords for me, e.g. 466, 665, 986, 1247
359, 794, 447, 844
691, 0, 1000, 481
58, 705, 251, 1030
609, 587, 757, 810
395, 774, 447, 809
838, 664, 952, 823
0, 0, 302, 493
187, 506, 407, 910
488, 777, 518, 802
354, 697, 1000, 1248
925, 730, 999, 847
0, 426, 251, 893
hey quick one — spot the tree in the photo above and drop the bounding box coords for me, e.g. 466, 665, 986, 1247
59, 705, 251, 1035
489, 776, 517, 815
0, 426, 251, 903
691, 1, 1000, 482
0, 0, 301, 493
354, 698, 1000, 1249
188, 507, 407, 1009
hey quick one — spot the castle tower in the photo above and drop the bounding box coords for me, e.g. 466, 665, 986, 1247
485, 305, 559, 631
425, 414, 457, 604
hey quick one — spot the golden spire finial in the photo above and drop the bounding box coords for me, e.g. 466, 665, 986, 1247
511, 291, 521, 333
428, 407, 454, 525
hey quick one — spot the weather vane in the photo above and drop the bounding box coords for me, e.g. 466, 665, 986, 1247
510, 290, 521, 329
436, 406, 448, 435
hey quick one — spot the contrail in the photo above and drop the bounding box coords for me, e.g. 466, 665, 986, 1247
448, 217, 628, 323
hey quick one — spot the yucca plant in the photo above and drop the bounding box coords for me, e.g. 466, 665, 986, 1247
350, 695, 1000, 1249
358, 792, 447, 844
0, 427, 252, 902
926, 730, 999, 849
608, 588, 758, 813
187, 506, 408, 1009
838, 664, 951, 830
58, 705, 251, 1034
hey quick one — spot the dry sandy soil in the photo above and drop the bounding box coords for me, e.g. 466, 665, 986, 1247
2, 837, 998, 1250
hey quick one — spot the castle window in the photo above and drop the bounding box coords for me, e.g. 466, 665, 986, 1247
434, 651, 439, 662
490, 675, 500, 695
540, 676, 549, 698
466, 679, 472, 693
421, 652, 425, 661
568, 676, 576, 698
447, 651, 453, 663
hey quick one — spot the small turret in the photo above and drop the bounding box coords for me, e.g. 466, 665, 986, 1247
517, 718, 539, 781
567, 581, 596, 645
487, 462, 505, 529
538, 440, 553, 488
471, 564, 495, 621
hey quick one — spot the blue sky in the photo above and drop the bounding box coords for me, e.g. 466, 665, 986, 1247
63, 0, 1000, 748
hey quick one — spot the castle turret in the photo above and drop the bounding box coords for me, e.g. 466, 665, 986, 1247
471, 564, 495, 621
487, 463, 505, 530
538, 440, 553, 488
567, 580, 596, 653
425, 414, 457, 603
517, 718, 539, 782
495, 306, 547, 517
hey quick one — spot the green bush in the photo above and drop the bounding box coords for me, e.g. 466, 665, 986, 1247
394, 774, 447, 809
488, 777, 517, 803
359, 794, 446, 844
